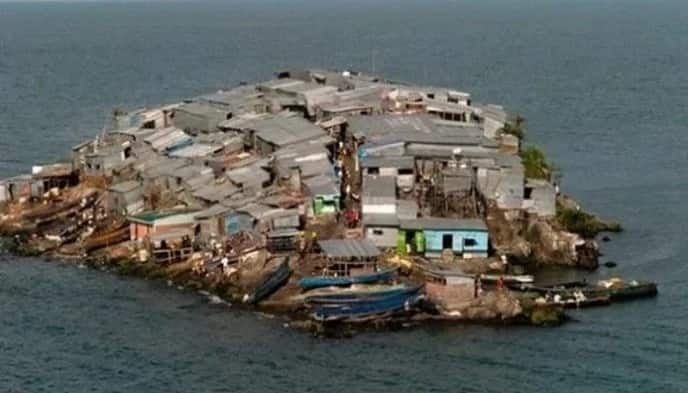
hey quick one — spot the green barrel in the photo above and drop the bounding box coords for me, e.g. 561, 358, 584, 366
313, 198, 324, 215
396, 230, 407, 255
415, 231, 425, 253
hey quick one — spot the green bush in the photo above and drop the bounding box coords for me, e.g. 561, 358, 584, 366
501, 122, 525, 140
520, 145, 553, 180
557, 206, 623, 238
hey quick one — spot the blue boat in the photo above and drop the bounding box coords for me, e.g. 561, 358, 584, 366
298, 267, 398, 290
244, 257, 291, 305
305, 284, 422, 304
311, 287, 424, 321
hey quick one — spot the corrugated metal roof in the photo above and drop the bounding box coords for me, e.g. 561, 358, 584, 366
173, 164, 214, 180
226, 165, 270, 187
318, 239, 381, 259
361, 155, 415, 169
303, 175, 339, 196
141, 158, 187, 179
192, 182, 240, 203
254, 116, 327, 147
362, 213, 399, 227
399, 217, 488, 231
128, 210, 198, 225
237, 203, 273, 219
258, 78, 306, 91
145, 128, 192, 152
362, 175, 396, 199
348, 114, 437, 140
349, 114, 495, 149
169, 143, 223, 158
108, 180, 141, 194
396, 200, 418, 220
194, 203, 233, 219
184, 172, 216, 192
144, 126, 178, 144
175, 101, 230, 117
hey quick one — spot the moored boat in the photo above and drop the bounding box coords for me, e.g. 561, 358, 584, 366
244, 257, 291, 305
298, 267, 398, 290
305, 284, 422, 304
524, 278, 658, 303
596, 278, 658, 301
311, 287, 423, 322
545, 294, 611, 309
481, 273, 535, 284
82, 225, 129, 252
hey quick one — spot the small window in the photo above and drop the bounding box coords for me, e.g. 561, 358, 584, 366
398, 168, 413, 175
464, 238, 477, 247
372, 229, 384, 236
427, 93, 435, 99
367, 167, 380, 175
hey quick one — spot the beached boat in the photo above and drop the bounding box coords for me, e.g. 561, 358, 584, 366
480, 274, 535, 284
546, 294, 611, 309
244, 257, 291, 305
298, 267, 398, 290
311, 287, 423, 322
305, 284, 422, 304
525, 278, 657, 303
596, 279, 658, 301
82, 225, 129, 252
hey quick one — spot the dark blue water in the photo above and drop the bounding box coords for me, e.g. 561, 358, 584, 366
1, 1, 687, 391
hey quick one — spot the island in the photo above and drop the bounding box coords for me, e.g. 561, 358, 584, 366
0, 69, 655, 335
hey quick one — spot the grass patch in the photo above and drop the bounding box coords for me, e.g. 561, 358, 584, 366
520, 145, 554, 180
557, 205, 623, 238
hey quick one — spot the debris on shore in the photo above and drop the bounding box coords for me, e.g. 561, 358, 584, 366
0, 68, 653, 335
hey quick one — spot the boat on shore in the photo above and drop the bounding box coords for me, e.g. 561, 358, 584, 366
595, 279, 658, 301
481, 273, 535, 284
298, 267, 398, 290
521, 278, 657, 303
82, 225, 129, 252
543, 294, 611, 309
244, 257, 291, 305
305, 284, 422, 304
311, 286, 423, 322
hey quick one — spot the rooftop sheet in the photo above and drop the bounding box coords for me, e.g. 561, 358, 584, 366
318, 239, 381, 259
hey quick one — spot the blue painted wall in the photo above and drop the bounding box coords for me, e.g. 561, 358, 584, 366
423, 229, 488, 254
225, 212, 253, 235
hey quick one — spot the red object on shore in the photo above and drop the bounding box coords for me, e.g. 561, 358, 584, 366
343, 209, 359, 228
496, 276, 505, 290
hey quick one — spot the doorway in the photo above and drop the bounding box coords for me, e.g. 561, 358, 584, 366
442, 234, 453, 250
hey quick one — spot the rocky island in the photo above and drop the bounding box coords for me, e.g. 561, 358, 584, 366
0, 69, 653, 335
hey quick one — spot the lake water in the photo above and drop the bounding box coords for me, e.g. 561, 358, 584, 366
1, 1, 687, 391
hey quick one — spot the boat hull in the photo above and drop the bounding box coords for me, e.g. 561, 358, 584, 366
312, 289, 423, 322
305, 284, 422, 304
298, 267, 398, 290
245, 258, 291, 305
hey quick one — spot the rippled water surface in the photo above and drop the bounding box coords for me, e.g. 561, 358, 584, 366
1, 1, 687, 392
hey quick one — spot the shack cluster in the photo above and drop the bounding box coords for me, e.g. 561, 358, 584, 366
3, 69, 650, 328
